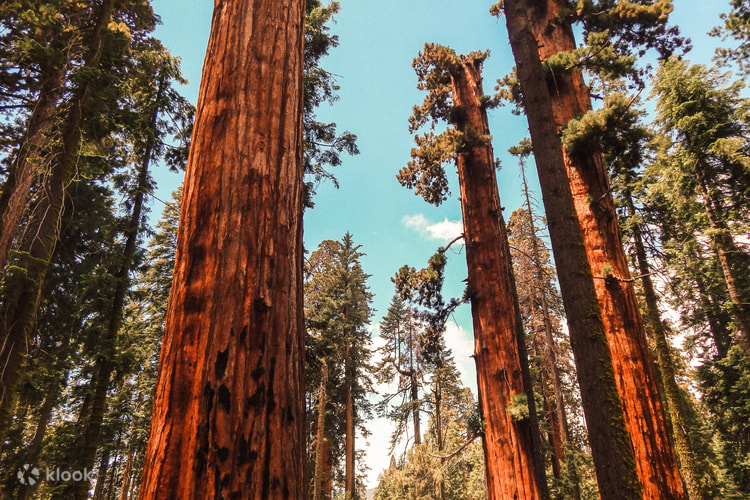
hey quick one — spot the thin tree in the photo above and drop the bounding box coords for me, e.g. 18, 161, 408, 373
138, 1, 307, 498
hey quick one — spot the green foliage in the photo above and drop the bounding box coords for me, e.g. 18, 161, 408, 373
305, 233, 375, 496
373, 388, 487, 500
303, 0, 359, 206
400, 44, 493, 206
713, 0, 750, 74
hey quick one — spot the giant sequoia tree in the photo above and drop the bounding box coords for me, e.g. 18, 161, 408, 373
500, 1, 686, 497
399, 43, 547, 499
138, 1, 308, 498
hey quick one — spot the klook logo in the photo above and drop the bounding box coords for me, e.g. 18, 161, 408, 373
17, 464, 40, 486
16, 464, 95, 485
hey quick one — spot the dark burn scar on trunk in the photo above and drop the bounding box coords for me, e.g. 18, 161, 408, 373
218, 384, 231, 413
215, 348, 229, 378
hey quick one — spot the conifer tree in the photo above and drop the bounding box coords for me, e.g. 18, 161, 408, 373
651, 57, 750, 354
399, 43, 548, 500
305, 234, 374, 500
375, 294, 426, 450
138, 0, 308, 497
0, 0, 160, 446
499, 1, 686, 497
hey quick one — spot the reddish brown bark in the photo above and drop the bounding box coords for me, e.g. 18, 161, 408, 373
509, 1, 686, 497
138, 1, 307, 499
502, 2, 642, 498
450, 54, 546, 500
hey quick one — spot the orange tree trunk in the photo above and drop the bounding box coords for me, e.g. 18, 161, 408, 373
451, 54, 547, 500
519, 1, 685, 498
138, 1, 307, 499
502, 1, 642, 498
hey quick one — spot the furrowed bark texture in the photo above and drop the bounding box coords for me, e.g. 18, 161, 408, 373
503, 1, 642, 498
0, 66, 66, 272
138, 1, 306, 499
451, 54, 546, 500
520, 1, 685, 497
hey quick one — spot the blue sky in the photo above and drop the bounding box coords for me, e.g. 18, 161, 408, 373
150, 0, 731, 489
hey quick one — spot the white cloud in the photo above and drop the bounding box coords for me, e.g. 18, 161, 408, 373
444, 321, 476, 391
402, 214, 463, 243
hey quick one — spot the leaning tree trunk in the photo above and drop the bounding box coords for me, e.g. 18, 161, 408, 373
450, 53, 548, 500
624, 191, 708, 500
138, 1, 307, 498
0, 64, 67, 271
696, 175, 750, 354
503, 1, 642, 498
0, 0, 116, 444
515, 1, 686, 497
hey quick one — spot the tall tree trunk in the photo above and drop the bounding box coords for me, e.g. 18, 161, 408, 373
502, 2, 642, 498
312, 363, 329, 500
449, 53, 547, 500
344, 329, 356, 500
696, 176, 750, 354
520, 166, 580, 499
624, 192, 710, 500
119, 444, 136, 500
16, 370, 67, 500
62, 77, 166, 500
0, 65, 67, 271
0, 0, 116, 445
138, 1, 307, 498
410, 370, 421, 446
92, 449, 111, 500
509, 1, 686, 497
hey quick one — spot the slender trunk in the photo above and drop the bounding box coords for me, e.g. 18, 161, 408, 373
119, 445, 135, 500
63, 77, 166, 500
697, 177, 750, 354
434, 379, 445, 500
344, 329, 356, 500
16, 371, 67, 500
503, 2, 642, 498
625, 193, 709, 500
312, 363, 329, 500
511, 1, 686, 497
0, 65, 67, 271
138, 2, 307, 497
449, 53, 547, 500
0, 0, 116, 445
93, 449, 111, 500
410, 370, 421, 446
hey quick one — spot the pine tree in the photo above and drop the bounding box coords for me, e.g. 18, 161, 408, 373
375, 295, 426, 451
651, 57, 750, 354
305, 234, 374, 500
138, 1, 308, 497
